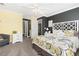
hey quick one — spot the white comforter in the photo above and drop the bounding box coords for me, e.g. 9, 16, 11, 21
46, 36, 79, 55
33, 35, 79, 56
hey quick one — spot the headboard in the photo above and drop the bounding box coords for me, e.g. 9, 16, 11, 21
53, 20, 79, 32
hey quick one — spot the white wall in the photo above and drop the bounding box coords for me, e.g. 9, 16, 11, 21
30, 16, 38, 38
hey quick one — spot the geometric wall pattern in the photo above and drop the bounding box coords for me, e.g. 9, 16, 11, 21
53, 20, 78, 31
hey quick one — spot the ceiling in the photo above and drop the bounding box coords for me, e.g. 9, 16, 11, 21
0, 3, 79, 19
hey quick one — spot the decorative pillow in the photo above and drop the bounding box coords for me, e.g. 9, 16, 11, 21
44, 32, 53, 37
42, 41, 46, 48
50, 45, 56, 54
66, 48, 74, 56
39, 40, 44, 46
53, 30, 64, 38
46, 42, 51, 49
64, 30, 74, 37
35, 38, 39, 44
55, 47, 61, 56
67, 36, 79, 49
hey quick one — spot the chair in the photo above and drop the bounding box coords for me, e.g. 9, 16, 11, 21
0, 34, 10, 46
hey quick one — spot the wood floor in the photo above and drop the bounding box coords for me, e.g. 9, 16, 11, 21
0, 37, 38, 56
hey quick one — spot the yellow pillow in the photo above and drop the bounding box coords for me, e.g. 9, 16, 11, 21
66, 48, 74, 56
39, 41, 44, 46
64, 30, 74, 37
50, 45, 56, 54
50, 45, 61, 55
55, 47, 61, 56
46, 43, 51, 49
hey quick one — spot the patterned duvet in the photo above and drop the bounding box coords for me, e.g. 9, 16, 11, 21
32, 36, 79, 56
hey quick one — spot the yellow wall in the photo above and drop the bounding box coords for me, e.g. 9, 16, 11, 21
0, 10, 23, 35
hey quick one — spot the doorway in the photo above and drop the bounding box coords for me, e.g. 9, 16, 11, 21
23, 18, 31, 38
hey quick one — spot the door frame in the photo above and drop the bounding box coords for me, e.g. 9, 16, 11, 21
23, 18, 31, 37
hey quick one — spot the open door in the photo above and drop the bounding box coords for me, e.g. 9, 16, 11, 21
23, 19, 31, 37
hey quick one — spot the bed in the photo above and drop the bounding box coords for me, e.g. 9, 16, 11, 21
32, 20, 79, 56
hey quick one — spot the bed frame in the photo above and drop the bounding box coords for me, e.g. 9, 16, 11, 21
32, 20, 79, 56
53, 20, 79, 31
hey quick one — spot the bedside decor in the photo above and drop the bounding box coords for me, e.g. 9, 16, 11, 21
12, 31, 17, 34
12, 31, 23, 44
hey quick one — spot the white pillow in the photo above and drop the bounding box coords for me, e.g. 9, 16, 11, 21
53, 30, 65, 38
67, 37, 79, 48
